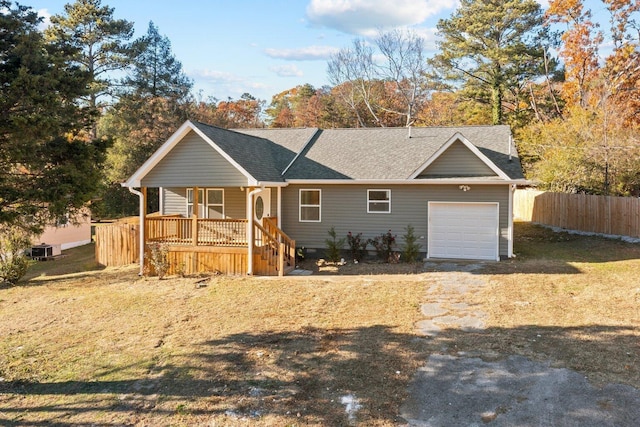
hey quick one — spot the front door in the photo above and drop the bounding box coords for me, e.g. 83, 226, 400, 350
253, 188, 271, 224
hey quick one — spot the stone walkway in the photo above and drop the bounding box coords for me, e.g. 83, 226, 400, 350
416, 262, 486, 337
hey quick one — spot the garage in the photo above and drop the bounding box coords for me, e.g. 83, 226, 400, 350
428, 202, 499, 261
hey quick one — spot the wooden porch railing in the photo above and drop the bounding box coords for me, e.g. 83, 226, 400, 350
146, 217, 248, 246
254, 217, 296, 276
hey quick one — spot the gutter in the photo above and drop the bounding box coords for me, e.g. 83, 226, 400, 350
124, 185, 145, 276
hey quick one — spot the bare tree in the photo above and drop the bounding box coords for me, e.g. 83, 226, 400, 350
327, 30, 431, 127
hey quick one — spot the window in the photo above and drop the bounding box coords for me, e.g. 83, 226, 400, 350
206, 189, 224, 219
186, 188, 205, 217
367, 189, 391, 213
299, 189, 321, 222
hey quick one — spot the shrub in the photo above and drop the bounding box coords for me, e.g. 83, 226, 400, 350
324, 227, 345, 263
369, 230, 397, 262
346, 231, 368, 262
401, 224, 422, 262
148, 242, 170, 279
0, 226, 32, 285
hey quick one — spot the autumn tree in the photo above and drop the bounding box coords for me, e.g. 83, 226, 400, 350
0, 1, 108, 231
45, 0, 134, 111
433, 0, 552, 125
546, 0, 603, 108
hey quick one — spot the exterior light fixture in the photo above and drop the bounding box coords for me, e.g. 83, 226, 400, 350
459, 185, 471, 192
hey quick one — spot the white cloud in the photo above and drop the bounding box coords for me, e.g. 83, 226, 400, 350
37, 8, 52, 30
306, 0, 458, 36
269, 64, 304, 77
190, 69, 244, 84
264, 45, 339, 60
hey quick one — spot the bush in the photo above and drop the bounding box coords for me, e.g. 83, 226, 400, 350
401, 224, 422, 262
346, 231, 368, 262
324, 227, 345, 263
0, 226, 32, 285
148, 242, 170, 279
369, 230, 397, 262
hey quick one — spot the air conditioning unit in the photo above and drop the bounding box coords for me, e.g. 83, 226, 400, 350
30, 243, 62, 260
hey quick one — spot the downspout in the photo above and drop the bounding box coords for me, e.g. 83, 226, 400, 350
126, 186, 145, 276
246, 185, 264, 275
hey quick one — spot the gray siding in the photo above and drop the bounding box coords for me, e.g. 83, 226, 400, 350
418, 141, 497, 177
141, 131, 248, 187
281, 184, 511, 256
162, 187, 246, 219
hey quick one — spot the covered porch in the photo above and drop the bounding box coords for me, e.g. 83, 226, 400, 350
139, 186, 295, 276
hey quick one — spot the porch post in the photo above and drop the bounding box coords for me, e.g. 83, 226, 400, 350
246, 187, 254, 275
192, 186, 199, 246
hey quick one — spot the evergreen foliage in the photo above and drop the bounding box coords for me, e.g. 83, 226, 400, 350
324, 227, 346, 263
0, 1, 108, 232
401, 225, 422, 263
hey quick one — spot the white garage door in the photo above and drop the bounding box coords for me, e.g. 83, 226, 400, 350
428, 202, 499, 261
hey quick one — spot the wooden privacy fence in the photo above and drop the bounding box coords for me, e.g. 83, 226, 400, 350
514, 190, 640, 238
95, 217, 139, 266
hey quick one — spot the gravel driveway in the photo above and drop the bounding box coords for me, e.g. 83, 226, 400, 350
400, 262, 640, 426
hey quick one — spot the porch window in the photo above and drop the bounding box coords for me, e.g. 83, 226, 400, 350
186, 188, 225, 218
206, 189, 224, 219
299, 189, 321, 222
367, 189, 391, 213
186, 188, 204, 217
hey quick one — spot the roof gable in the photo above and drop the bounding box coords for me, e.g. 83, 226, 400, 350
409, 133, 509, 180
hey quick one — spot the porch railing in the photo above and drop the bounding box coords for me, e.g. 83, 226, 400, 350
146, 216, 248, 246
254, 217, 296, 276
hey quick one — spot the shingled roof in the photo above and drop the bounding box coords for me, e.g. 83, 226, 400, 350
283, 126, 524, 180
126, 121, 525, 187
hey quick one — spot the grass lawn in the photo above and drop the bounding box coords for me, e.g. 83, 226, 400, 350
0, 223, 639, 426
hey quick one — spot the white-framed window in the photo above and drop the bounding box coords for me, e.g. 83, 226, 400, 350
367, 189, 391, 213
299, 189, 321, 222
186, 188, 205, 218
206, 188, 224, 219
187, 188, 225, 218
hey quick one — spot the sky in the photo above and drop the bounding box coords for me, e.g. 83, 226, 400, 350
28, 0, 612, 103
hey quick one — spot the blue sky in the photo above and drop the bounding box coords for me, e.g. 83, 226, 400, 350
29, 0, 613, 103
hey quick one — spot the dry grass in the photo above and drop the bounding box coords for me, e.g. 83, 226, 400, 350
0, 245, 429, 426
1, 224, 639, 425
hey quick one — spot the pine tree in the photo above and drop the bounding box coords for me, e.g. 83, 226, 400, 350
0, 1, 108, 232
433, 0, 552, 125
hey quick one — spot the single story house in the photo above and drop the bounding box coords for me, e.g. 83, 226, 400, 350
123, 120, 526, 276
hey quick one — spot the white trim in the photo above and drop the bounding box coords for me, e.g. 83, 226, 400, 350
277, 186, 282, 229
286, 179, 527, 185
367, 189, 391, 214
408, 132, 511, 180
159, 187, 164, 214
427, 201, 500, 262
124, 120, 258, 188
299, 189, 321, 222
60, 239, 92, 250
508, 184, 515, 258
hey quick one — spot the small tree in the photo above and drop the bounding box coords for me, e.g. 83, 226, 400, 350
346, 231, 368, 262
324, 227, 345, 263
401, 224, 421, 263
0, 226, 31, 285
